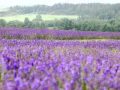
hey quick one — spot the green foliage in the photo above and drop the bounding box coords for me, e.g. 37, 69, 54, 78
0, 73, 1, 82
58, 18, 74, 30
1, 15, 120, 32
6, 3, 120, 20
32, 14, 42, 22
23, 17, 32, 28
7, 20, 23, 27
1, 3, 120, 31
32, 15, 46, 29
32, 21, 46, 29
82, 82, 87, 90
36, 14, 42, 21
0, 19, 6, 27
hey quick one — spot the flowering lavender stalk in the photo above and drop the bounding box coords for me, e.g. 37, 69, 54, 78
1, 27, 120, 39
0, 40, 120, 90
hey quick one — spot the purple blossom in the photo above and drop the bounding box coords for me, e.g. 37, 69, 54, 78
1, 39, 120, 90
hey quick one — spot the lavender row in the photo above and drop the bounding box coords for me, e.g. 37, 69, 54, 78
0, 40, 120, 90
1, 39, 120, 50
1, 27, 120, 39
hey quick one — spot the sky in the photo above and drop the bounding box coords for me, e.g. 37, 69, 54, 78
0, 0, 120, 8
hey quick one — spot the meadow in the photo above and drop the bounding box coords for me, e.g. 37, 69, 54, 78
0, 14, 78, 21
0, 28, 120, 90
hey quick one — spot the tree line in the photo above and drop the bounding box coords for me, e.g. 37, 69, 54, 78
1, 14, 120, 32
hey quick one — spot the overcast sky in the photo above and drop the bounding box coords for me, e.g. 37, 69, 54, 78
0, 0, 120, 8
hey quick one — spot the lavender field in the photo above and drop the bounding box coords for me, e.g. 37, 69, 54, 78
1, 28, 120, 40
0, 28, 120, 90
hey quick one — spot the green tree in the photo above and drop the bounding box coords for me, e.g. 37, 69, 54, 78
0, 19, 6, 27
7, 20, 23, 27
32, 14, 46, 29
32, 21, 46, 29
60, 18, 74, 30
24, 17, 32, 28
33, 14, 42, 22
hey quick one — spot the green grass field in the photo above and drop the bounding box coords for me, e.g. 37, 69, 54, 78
0, 14, 78, 22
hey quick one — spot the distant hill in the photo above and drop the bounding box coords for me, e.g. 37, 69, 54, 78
1, 3, 120, 19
